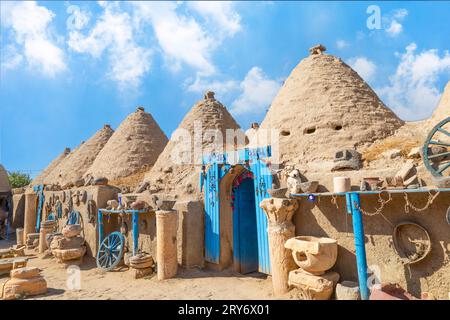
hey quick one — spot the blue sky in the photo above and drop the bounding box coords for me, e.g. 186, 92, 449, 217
1, 1, 450, 177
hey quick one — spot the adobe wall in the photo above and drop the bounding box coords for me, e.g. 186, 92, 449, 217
122, 211, 156, 258
11, 193, 25, 229
293, 192, 450, 299
38, 185, 120, 257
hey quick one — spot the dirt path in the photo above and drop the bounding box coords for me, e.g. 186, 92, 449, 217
1, 244, 276, 300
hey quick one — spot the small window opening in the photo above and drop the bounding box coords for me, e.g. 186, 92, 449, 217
304, 127, 316, 135
334, 125, 343, 131
280, 130, 290, 136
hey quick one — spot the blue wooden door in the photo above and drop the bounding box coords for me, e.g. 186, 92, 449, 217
204, 163, 220, 263
250, 159, 272, 274
233, 178, 259, 274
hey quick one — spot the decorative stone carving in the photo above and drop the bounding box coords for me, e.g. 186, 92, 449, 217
2, 267, 47, 300
332, 149, 362, 171
284, 236, 338, 275
260, 198, 298, 296
288, 269, 339, 300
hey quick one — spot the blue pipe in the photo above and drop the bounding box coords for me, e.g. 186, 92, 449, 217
349, 193, 370, 300
132, 211, 139, 256
97, 209, 103, 248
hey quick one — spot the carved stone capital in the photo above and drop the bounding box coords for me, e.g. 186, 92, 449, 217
260, 198, 298, 226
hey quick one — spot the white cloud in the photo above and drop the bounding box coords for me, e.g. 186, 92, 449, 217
0, 1, 66, 76
336, 40, 348, 49
384, 8, 408, 37
1, 45, 23, 70
377, 43, 450, 120
230, 67, 282, 116
187, 1, 241, 37
186, 76, 239, 96
131, 2, 215, 76
67, 3, 151, 87
348, 57, 376, 82
131, 1, 241, 76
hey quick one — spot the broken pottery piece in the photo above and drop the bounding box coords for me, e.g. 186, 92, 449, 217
285, 236, 338, 274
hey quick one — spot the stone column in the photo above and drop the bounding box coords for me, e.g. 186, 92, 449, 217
156, 209, 178, 280
23, 192, 37, 244
38, 220, 55, 253
260, 198, 298, 296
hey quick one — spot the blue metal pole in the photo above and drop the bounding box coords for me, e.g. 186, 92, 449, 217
98, 210, 103, 248
345, 193, 352, 214
349, 192, 370, 300
132, 211, 139, 256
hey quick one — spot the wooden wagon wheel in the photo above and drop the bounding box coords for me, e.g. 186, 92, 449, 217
423, 117, 450, 177
96, 232, 124, 271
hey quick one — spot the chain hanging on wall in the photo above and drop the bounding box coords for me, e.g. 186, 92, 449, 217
353, 191, 393, 217
404, 190, 440, 213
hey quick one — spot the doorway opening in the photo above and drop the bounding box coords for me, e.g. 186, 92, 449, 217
232, 173, 259, 274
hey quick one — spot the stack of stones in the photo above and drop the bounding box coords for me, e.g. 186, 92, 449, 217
1, 267, 47, 300
129, 253, 154, 279
50, 224, 86, 266
25, 233, 40, 249
285, 236, 340, 300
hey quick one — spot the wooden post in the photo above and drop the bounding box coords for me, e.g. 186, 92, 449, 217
260, 197, 298, 296
156, 209, 178, 280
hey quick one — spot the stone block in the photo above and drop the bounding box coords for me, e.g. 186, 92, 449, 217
174, 200, 204, 268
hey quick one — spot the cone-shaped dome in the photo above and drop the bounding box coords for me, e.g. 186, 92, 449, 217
143, 92, 245, 199
256, 47, 404, 167
45, 125, 114, 185
431, 81, 450, 123
32, 147, 71, 185
85, 108, 168, 181
0, 164, 11, 194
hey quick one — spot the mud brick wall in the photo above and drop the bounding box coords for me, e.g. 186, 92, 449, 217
294, 192, 450, 299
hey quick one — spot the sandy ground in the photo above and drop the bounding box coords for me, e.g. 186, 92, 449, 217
1, 239, 276, 300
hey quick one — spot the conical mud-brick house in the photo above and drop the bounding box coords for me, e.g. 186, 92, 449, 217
431, 81, 450, 124
32, 147, 71, 185
85, 107, 168, 182
255, 45, 404, 169
44, 125, 114, 186
142, 91, 245, 199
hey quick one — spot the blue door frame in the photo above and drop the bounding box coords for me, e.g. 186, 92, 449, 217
201, 146, 272, 274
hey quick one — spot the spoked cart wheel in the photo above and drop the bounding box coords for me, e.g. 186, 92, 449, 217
423, 117, 450, 177
96, 231, 125, 271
